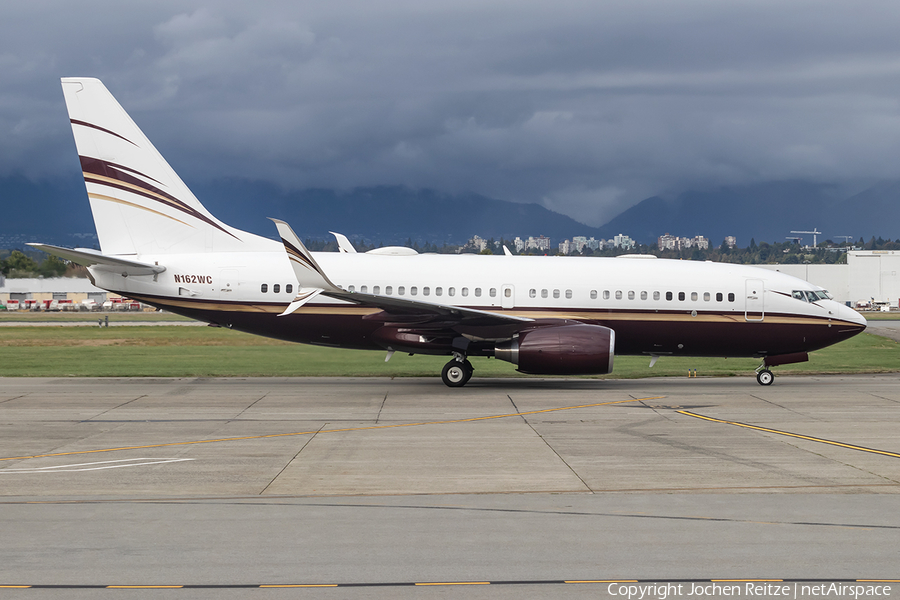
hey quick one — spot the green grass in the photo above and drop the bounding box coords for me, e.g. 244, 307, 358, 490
0, 325, 897, 378
0, 311, 194, 322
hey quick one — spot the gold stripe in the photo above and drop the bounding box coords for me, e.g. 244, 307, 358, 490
86, 173, 182, 210
0, 397, 659, 462
127, 295, 379, 315
125, 293, 857, 327
678, 412, 900, 459
87, 192, 193, 229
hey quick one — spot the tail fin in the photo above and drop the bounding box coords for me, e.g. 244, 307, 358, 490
61, 77, 261, 256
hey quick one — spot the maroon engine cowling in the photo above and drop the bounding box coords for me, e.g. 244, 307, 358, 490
494, 324, 615, 375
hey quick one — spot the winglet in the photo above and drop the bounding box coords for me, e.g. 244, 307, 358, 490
330, 231, 357, 253
279, 288, 324, 317
269, 219, 340, 292
503, 245, 513, 256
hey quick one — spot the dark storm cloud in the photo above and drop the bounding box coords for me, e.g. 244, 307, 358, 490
3, 0, 900, 226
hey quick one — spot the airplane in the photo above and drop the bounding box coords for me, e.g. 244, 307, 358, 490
31, 77, 867, 387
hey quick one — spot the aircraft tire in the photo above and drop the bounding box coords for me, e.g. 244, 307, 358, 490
442, 360, 472, 387
756, 369, 774, 386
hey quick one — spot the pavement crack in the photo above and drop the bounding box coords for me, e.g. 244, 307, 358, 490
508, 395, 593, 493
0, 395, 27, 405
867, 393, 900, 405
259, 423, 326, 496
375, 392, 388, 424
83, 395, 148, 421
751, 394, 821, 420
231, 393, 269, 421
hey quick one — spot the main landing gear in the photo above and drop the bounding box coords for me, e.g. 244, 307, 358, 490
441, 355, 473, 387
756, 367, 774, 386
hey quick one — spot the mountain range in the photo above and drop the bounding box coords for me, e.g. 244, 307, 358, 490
1, 174, 898, 249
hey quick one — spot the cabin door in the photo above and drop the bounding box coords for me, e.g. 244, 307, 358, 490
501, 284, 515, 309
745, 278, 764, 322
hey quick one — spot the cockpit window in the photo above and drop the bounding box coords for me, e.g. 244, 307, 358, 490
794, 289, 832, 302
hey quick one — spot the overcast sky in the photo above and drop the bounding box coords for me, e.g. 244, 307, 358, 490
3, 0, 900, 226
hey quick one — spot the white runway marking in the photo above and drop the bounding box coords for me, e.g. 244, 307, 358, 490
0, 458, 194, 473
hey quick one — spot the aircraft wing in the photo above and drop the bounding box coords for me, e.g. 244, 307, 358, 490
271, 219, 531, 327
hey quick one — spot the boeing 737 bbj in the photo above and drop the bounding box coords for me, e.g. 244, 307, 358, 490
31, 78, 867, 386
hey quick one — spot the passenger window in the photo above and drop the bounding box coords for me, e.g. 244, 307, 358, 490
505, 288, 512, 298
398, 286, 405, 295
373, 286, 380, 294
628, 291, 635, 300
691, 292, 698, 301
565, 289, 572, 299
286, 284, 293, 294
678, 292, 685, 301
261, 284, 268, 293
273, 284, 280, 293
530, 289, 537, 298
423, 287, 430, 296
653, 291, 660, 301
411, 286, 418, 296
348, 285, 355, 292
542, 289, 548, 298
615, 291, 622, 300
553, 289, 560, 299
462, 287, 469, 297
703, 292, 710, 301
590, 290, 597, 300
728, 293, 735, 302
716, 292, 723, 302
386, 286, 393, 295
641, 291, 648, 300
489, 288, 496, 297
449, 287, 455, 297
475, 288, 482, 297
360, 285, 367, 294
666, 292, 673, 301
435, 287, 442, 296
603, 290, 610, 300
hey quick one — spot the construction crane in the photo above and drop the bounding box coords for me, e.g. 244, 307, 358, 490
834, 235, 854, 246
791, 229, 821, 248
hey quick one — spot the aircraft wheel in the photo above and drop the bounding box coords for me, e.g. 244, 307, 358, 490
462, 359, 474, 384
756, 369, 774, 386
442, 360, 472, 387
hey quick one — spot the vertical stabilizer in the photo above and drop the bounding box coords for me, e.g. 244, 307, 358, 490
61, 77, 259, 255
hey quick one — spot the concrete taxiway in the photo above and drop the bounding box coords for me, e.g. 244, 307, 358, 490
1, 375, 899, 597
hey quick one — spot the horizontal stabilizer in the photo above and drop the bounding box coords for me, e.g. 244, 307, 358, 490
27, 243, 166, 276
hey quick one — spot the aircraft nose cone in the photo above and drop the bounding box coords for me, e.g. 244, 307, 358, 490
838, 303, 867, 329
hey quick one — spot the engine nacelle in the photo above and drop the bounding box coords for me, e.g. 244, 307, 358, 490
494, 324, 615, 375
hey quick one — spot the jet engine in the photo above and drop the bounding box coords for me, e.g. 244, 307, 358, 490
494, 323, 615, 375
